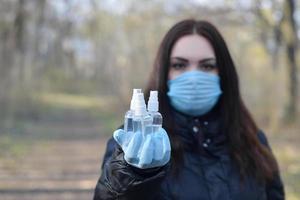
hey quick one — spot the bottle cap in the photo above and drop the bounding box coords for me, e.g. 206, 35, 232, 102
135, 93, 147, 116
130, 89, 142, 110
148, 90, 159, 112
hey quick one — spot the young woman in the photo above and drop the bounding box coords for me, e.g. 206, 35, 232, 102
93, 19, 285, 200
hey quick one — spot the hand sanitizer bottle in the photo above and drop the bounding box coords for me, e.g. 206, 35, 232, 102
147, 91, 162, 133
124, 89, 141, 133
133, 93, 152, 137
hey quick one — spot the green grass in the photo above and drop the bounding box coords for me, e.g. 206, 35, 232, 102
0, 135, 33, 171
0, 92, 124, 167
37, 92, 124, 134
1, 92, 124, 136
0, 135, 29, 157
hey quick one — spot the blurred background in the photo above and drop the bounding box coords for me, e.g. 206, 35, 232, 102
0, 0, 299, 199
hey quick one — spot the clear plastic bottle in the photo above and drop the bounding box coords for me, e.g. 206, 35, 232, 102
124, 89, 142, 132
133, 93, 152, 137
146, 91, 162, 133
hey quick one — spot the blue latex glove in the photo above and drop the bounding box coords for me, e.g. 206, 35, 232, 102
113, 128, 171, 169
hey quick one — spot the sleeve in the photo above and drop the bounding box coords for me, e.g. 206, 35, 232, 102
93, 136, 170, 200
257, 130, 285, 200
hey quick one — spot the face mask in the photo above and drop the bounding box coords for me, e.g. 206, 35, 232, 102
167, 70, 222, 116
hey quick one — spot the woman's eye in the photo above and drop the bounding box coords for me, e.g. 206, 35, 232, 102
171, 63, 186, 69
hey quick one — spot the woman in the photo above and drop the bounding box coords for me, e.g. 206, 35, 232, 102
93, 19, 285, 200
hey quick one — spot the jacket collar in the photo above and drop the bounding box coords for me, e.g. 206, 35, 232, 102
172, 103, 227, 155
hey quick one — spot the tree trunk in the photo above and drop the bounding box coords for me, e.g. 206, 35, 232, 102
282, 0, 298, 121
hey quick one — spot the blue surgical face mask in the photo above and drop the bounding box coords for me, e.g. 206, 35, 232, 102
167, 70, 222, 116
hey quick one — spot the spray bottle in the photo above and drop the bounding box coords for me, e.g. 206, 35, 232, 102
132, 93, 152, 137
124, 89, 142, 132
147, 91, 162, 133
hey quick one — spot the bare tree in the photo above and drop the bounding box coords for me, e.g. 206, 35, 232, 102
282, 0, 298, 121
254, 0, 298, 122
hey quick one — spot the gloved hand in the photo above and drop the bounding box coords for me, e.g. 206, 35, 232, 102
113, 128, 171, 169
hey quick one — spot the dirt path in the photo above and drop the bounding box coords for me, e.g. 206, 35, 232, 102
1, 122, 299, 200
0, 136, 109, 200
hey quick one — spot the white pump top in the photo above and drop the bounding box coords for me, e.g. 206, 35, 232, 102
147, 90, 159, 112
130, 89, 142, 110
135, 93, 147, 116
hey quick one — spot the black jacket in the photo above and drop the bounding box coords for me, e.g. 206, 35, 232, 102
93, 108, 285, 200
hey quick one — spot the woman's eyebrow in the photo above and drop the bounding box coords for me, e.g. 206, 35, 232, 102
199, 58, 216, 63
171, 57, 216, 63
171, 57, 188, 62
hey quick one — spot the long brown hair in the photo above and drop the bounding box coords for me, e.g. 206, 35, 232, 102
144, 19, 278, 182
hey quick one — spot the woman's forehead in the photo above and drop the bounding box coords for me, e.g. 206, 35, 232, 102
170, 34, 215, 61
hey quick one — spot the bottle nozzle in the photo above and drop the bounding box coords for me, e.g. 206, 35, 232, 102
148, 90, 159, 112
130, 88, 142, 110
135, 93, 147, 116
